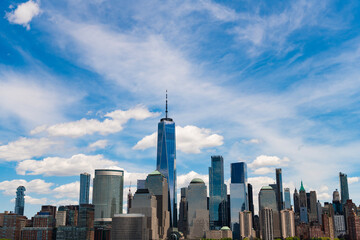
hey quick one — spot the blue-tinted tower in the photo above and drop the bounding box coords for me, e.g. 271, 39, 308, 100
157, 92, 177, 227
339, 172, 349, 205
230, 162, 248, 240
80, 173, 90, 204
275, 168, 283, 211
284, 188, 291, 209
15, 186, 26, 215
209, 156, 227, 229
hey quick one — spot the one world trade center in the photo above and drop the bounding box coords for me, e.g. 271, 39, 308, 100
156, 92, 177, 227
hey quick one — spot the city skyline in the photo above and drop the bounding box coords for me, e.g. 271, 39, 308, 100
0, 0, 360, 219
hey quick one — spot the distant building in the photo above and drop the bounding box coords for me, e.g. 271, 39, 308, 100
80, 173, 90, 205
248, 183, 254, 227
339, 172, 350, 205
280, 209, 295, 238
21, 213, 55, 240
259, 186, 281, 238
187, 178, 209, 239
239, 210, 253, 239
275, 168, 284, 211
293, 188, 300, 214
284, 188, 291, 210
15, 186, 26, 216
111, 214, 147, 240
260, 208, 273, 240
178, 187, 188, 235
299, 181, 308, 223
55, 210, 66, 227
230, 162, 248, 240
0, 213, 27, 240
137, 179, 146, 190
308, 191, 318, 222
333, 214, 346, 237
322, 212, 335, 239
317, 201, 323, 225
333, 189, 342, 214
205, 226, 232, 239
127, 188, 133, 214
209, 156, 227, 230
347, 209, 360, 240
92, 169, 124, 222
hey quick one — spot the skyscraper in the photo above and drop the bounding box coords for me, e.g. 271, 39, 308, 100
14, 186, 26, 216
239, 210, 253, 239
299, 181, 308, 223
92, 169, 124, 222
178, 188, 188, 235
339, 172, 349, 205
80, 173, 90, 205
284, 188, 291, 210
259, 186, 281, 238
260, 208, 274, 240
280, 209, 295, 238
209, 156, 227, 229
248, 183, 254, 226
293, 188, 300, 214
275, 168, 284, 211
230, 162, 248, 240
308, 191, 318, 222
156, 93, 177, 227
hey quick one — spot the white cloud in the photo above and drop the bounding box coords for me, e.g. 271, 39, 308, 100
133, 125, 224, 154
348, 177, 359, 184
53, 181, 80, 199
248, 155, 290, 169
0, 179, 53, 195
88, 139, 108, 149
241, 138, 261, 144
0, 137, 57, 161
31, 106, 158, 138
318, 192, 331, 201
25, 195, 48, 205
252, 167, 274, 175
5, 0, 40, 30
177, 171, 209, 189
16, 154, 120, 176
247, 176, 276, 214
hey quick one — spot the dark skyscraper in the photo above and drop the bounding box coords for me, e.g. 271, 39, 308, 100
209, 156, 227, 229
156, 92, 177, 227
14, 186, 26, 215
275, 168, 284, 211
80, 173, 90, 204
248, 183, 254, 226
230, 162, 248, 240
339, 172, 349, 205
293, 188, 300, 214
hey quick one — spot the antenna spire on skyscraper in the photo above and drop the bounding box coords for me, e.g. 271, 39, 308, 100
166, 90, 168, 118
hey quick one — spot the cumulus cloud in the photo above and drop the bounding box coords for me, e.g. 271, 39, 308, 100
31, 106, 159, 138
348, 177, 359, 184
25, 195, 48, 205
177, 171, 209, 189
252, 167, 274, 175
241, 138, 261, 144
16, 154, 119, 176
0, 137, 57, 161
88, 139, 108, 149
53, 181, 80, 199
5, 0, 40, 30
0, 179, 53, 195
248, 155, 290, 169
133, 125, 224, 153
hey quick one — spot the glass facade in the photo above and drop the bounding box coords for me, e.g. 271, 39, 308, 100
80, 173, 90, 205
259, 186, 277, 211
339, 172, 349, 205
15, 186, 26, 215
276, 168, 283, 211
209, 156, 227, 229
92, 169, 124, 221
230, 162, 248, 240
157, 118, 177, 227
284, 188, 291, 209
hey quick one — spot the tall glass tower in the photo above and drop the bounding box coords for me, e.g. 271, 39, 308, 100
15, 186, 26, 215
275, 168, 284, 211
92, 169, 124, 222
209, 156, 227, 229
80, 173, 90, 204
156, 92, 177, 227
230, 162, 248, 240
339, 172, 349, 205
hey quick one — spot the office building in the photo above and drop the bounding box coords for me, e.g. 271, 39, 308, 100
309, 191, 318, 222
92, 169, 124, 222
248, 183, 254, 226
333, 189, 342, 214
137, 179, 146, 190
80, 173, 90, 205
259, 186, 281, 238
127, 189, 133, 214
339, 172, 350, 205
129, 188, 159, 239
239, 210, 253, 239
280, 209, 295, 238
209, 156, 227, 229
156, 93, 177, 227
55, 210, 66, 227
322, 213, 335, 239
14, 186, 26, 216
178, 187, 188, 235
334, 214, 346, 237
111, 214, 147, 240
347, 210, 360, 240
230, 162, 248, 240
145, 170, 170, 239
260, 208, 274, 240
293, 188, 300, 214
187, 178, 209, 239
275, 168, 284, 211
299, 181, 308, 223
317, 201, 323, 225
21, 212, 55, 240
284, 188, 291, 210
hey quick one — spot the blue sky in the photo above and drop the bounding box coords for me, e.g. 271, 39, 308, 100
0, 0, 360, 217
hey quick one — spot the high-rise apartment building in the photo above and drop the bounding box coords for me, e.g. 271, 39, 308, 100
79, 173, 90, 205
156, 93, 177, 227
15, 186, 26, 216
92, 169, 124, 222
187, 178, 209, 239
339, 172, 349, 205
230, 162, 248, 240
209, 156, 227, 229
